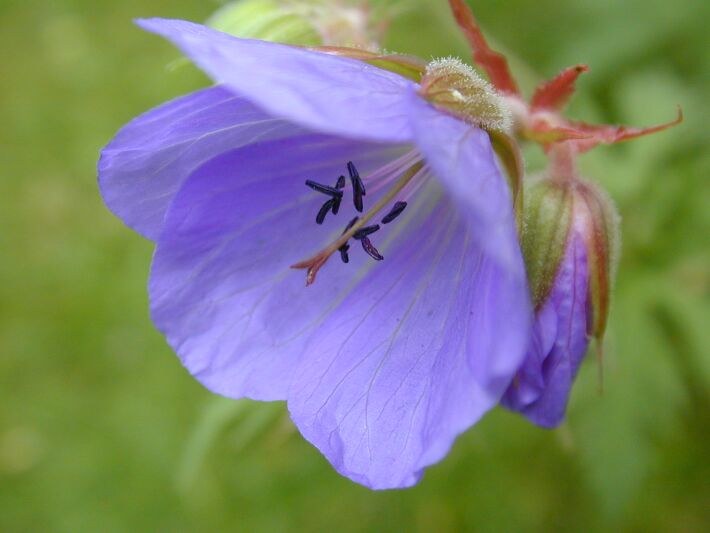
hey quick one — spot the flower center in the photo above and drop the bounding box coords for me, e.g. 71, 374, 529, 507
292, 153, 427, 285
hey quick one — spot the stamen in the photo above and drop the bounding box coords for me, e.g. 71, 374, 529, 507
331, 176, 346, 215
347, 162, 366, 195
381, 201, 407, 224
337, 217, 357, 264
348, 161, 366, 212
338, 243, 350, 264
353, 224, 380, 240
305, 179, 343, 198
316, 199, 336, 225
363, 151, 421, 195
292, 162, 424, 285
399, 170, 432, 202
331, 195, 342, 215
353, 191, 363, 212
308, 175, 345, 221
360, 237, 384, 261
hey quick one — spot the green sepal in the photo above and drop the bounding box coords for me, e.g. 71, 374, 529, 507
489, 130, 524, 231
521, 178, 573, 309
312, 47, 427, 82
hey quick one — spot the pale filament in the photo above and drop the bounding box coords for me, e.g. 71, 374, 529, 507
363, 150, 421, 194
398, 167, 432, 202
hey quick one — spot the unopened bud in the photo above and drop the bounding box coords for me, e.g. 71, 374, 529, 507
522, 175, 619, 339
207, 0, 385, 50
502, 172, 620, 428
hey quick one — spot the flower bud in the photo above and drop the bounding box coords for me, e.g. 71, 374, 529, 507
502, 172, 620, 427
207, 0, 384, 50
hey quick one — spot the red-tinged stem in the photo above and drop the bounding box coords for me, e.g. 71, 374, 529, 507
548, 142, 581, 182
531, 64, 589, 112
447, 0, 520, 95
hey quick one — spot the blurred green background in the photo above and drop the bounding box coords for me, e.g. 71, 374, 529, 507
1, 0, 708, 531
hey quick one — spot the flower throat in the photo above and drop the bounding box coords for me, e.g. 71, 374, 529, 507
292, 157, 426, 285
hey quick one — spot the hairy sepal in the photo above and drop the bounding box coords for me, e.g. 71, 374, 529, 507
572, 180, 620, 339
522, 179, 573, 309
419, 58, 512, 133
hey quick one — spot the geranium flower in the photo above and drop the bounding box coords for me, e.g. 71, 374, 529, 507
98, 8, 532, 488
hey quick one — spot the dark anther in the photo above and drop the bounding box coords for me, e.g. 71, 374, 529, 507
347, 162, 366, 194
353, 224, 380, 240
331, 195, 342, 215
361, 237, 384, 261
382, 201, 408, 224
305, 179, 343, 198
353, 191, 364, 213
331, 176, 346, 214
336, 218, 358, 263
338, 243, 350, 264
316, 199, 336, 225
347, 161, 366, 212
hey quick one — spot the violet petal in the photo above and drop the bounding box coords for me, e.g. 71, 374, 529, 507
136, 18, 416, 143
407, 92, 531, 392
98, 85, 301, 239
407, 90, 521, 272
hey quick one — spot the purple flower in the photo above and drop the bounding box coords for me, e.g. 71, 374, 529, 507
99, 18, 531, 489
501, 145, 619, 428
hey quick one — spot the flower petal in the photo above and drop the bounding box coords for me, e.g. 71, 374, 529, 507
99, 85, 302, 240
288, 187, 531, 489
406, 91, 521, 273
506, 303, 558, 407
502, 234, 590, 428
136, 18, 416, 144
149, 132, 403, 401
407, 92, 531, 389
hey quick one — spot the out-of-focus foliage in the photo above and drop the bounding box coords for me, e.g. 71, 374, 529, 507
0, 0, 707, 531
